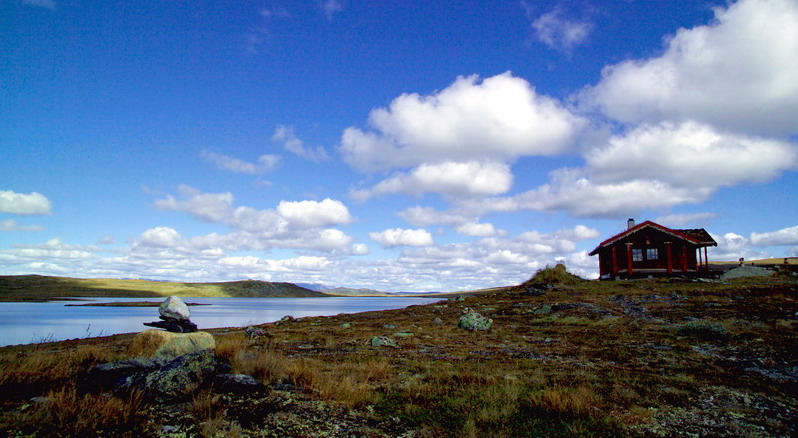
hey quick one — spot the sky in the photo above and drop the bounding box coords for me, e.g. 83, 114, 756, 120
1, 0, 797, 292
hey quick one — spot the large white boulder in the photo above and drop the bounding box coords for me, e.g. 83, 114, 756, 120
159, 295, 190, 321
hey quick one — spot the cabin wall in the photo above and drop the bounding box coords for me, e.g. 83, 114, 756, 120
597, 234, 700, 278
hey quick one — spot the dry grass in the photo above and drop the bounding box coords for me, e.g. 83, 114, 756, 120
5, 385, 144, 437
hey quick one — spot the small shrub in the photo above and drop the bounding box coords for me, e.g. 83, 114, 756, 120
526, 264, 584, 286
676, 320, 729, 340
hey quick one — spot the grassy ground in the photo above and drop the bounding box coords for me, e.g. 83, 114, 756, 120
0, 275, 326, 301
0, 268, 796, 436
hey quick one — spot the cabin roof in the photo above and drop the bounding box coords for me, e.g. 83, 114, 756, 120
588, 220, 717, 256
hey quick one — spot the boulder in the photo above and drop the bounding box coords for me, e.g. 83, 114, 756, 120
370, 336, 397, 347
130, 330, 215, 360
142, 349, 217, 402
245, 325, 268, 340
213, 373, 266, 393
458, 312, 493, 331
159, 296, 191, 321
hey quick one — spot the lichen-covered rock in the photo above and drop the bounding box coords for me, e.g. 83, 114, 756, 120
458, 312, 492, 331
159, 296, 190, 321
432, 317, 443, 325
370, 336, 397, 347
213, 373, 265, 393
142, 349, 216, 401
130, 330, 215, 360
340, 322, 351, 329
245, 325, 268, 340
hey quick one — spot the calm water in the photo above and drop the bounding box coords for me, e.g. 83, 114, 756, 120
0, 296, 442, 347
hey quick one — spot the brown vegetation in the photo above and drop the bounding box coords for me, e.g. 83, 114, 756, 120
1, 269, 797, 436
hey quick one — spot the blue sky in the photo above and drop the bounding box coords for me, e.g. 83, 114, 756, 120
2, 0, 797, 291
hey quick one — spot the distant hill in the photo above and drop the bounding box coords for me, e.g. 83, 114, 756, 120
0, 275, 326, 301
322, 287, 391, 296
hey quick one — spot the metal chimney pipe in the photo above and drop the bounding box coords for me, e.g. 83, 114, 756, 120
627, 218, 635, 229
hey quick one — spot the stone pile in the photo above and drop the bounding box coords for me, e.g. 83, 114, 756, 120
143, 295, 198, 332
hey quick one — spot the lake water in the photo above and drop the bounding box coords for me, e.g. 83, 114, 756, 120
0, 296, 442, 347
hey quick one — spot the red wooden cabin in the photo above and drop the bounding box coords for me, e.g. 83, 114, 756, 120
589, 219, 717, 280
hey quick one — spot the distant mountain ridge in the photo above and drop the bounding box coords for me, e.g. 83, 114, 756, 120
0, 275, 326, 301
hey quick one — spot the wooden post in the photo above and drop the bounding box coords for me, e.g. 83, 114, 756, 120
626, 243, 634, 275
704, 246, 709, 270
681, 246, 688, 271
665, 242, 672, 274
611, 246, 618, 275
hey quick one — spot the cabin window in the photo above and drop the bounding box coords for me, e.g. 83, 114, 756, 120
632, 248, 643, 262
647, 248, 659, 260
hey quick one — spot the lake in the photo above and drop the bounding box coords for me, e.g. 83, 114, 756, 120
0, 296, 443, 347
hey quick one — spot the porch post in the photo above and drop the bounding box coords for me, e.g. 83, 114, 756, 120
704, 246, 709, 270
665, 242, 673, 274
611, 246, 618, 275
626, 243, 634, 275
681, 246, 688, 271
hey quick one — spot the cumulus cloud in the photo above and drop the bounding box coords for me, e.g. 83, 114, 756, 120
751, 225, 798, 246
0, 219, 43, 232
369, 228, 434, 248
531, 8, 592, 53
272, 125, 329, 162
469, 168, 712, 218
340, 72, 583, 172
140, 226, 183, 248
709, 232, 770, 261
201, 150, 280, 175
275, 198, 351, 228
153, 185, 234, 222
579, 0, 798, 135
455, 222, 505, 238
586, 122, 797, 188
351, 161, 513, 201
0, 190, 52, 215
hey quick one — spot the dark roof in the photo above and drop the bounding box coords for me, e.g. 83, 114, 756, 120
676, 229, 717, 246
588, 220, 716, 256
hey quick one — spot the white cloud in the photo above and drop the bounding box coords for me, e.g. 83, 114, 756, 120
751, 225, 798, 246
473, 168, 712, 218
554, 224, 600, 241
369, 228, 434, 248
275, 198, 352, 227
140, 226, 182, 248
340, 72, 583, 172
709, 232, 770, 261
0, 190, 52, 215
201, 150, 280, 175
22, 0, 56, 11
455, 222, 505, 238
532, 8, 592, 53
351, 161, 513, 201
398, 206, 470, 227
272, 125, 329, 163
153, 185, 233, 222
0, 219, 43, 232
586, 122, 797, 188
579, 0, 798, 135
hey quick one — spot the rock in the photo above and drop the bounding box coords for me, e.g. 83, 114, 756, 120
393, 331, 413, 338
533, 305, 552, 315
159, 296, 191, 321
78, 357, 167, 393
432, 317, 443, 325
370, 336, 397, 347
453, 295, 466, 301
277, 315, 295, 325
143, 318, 198, 333
245, 325, 268, 340
340, 322, 351, 329
142, 349, 216, 401
458, 312, 492, 331
383, 324, 398, 330
213, 373, 265, 393
130, 330, 215, 360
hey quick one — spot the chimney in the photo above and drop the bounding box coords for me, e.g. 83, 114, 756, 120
627, 218, 635, 230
